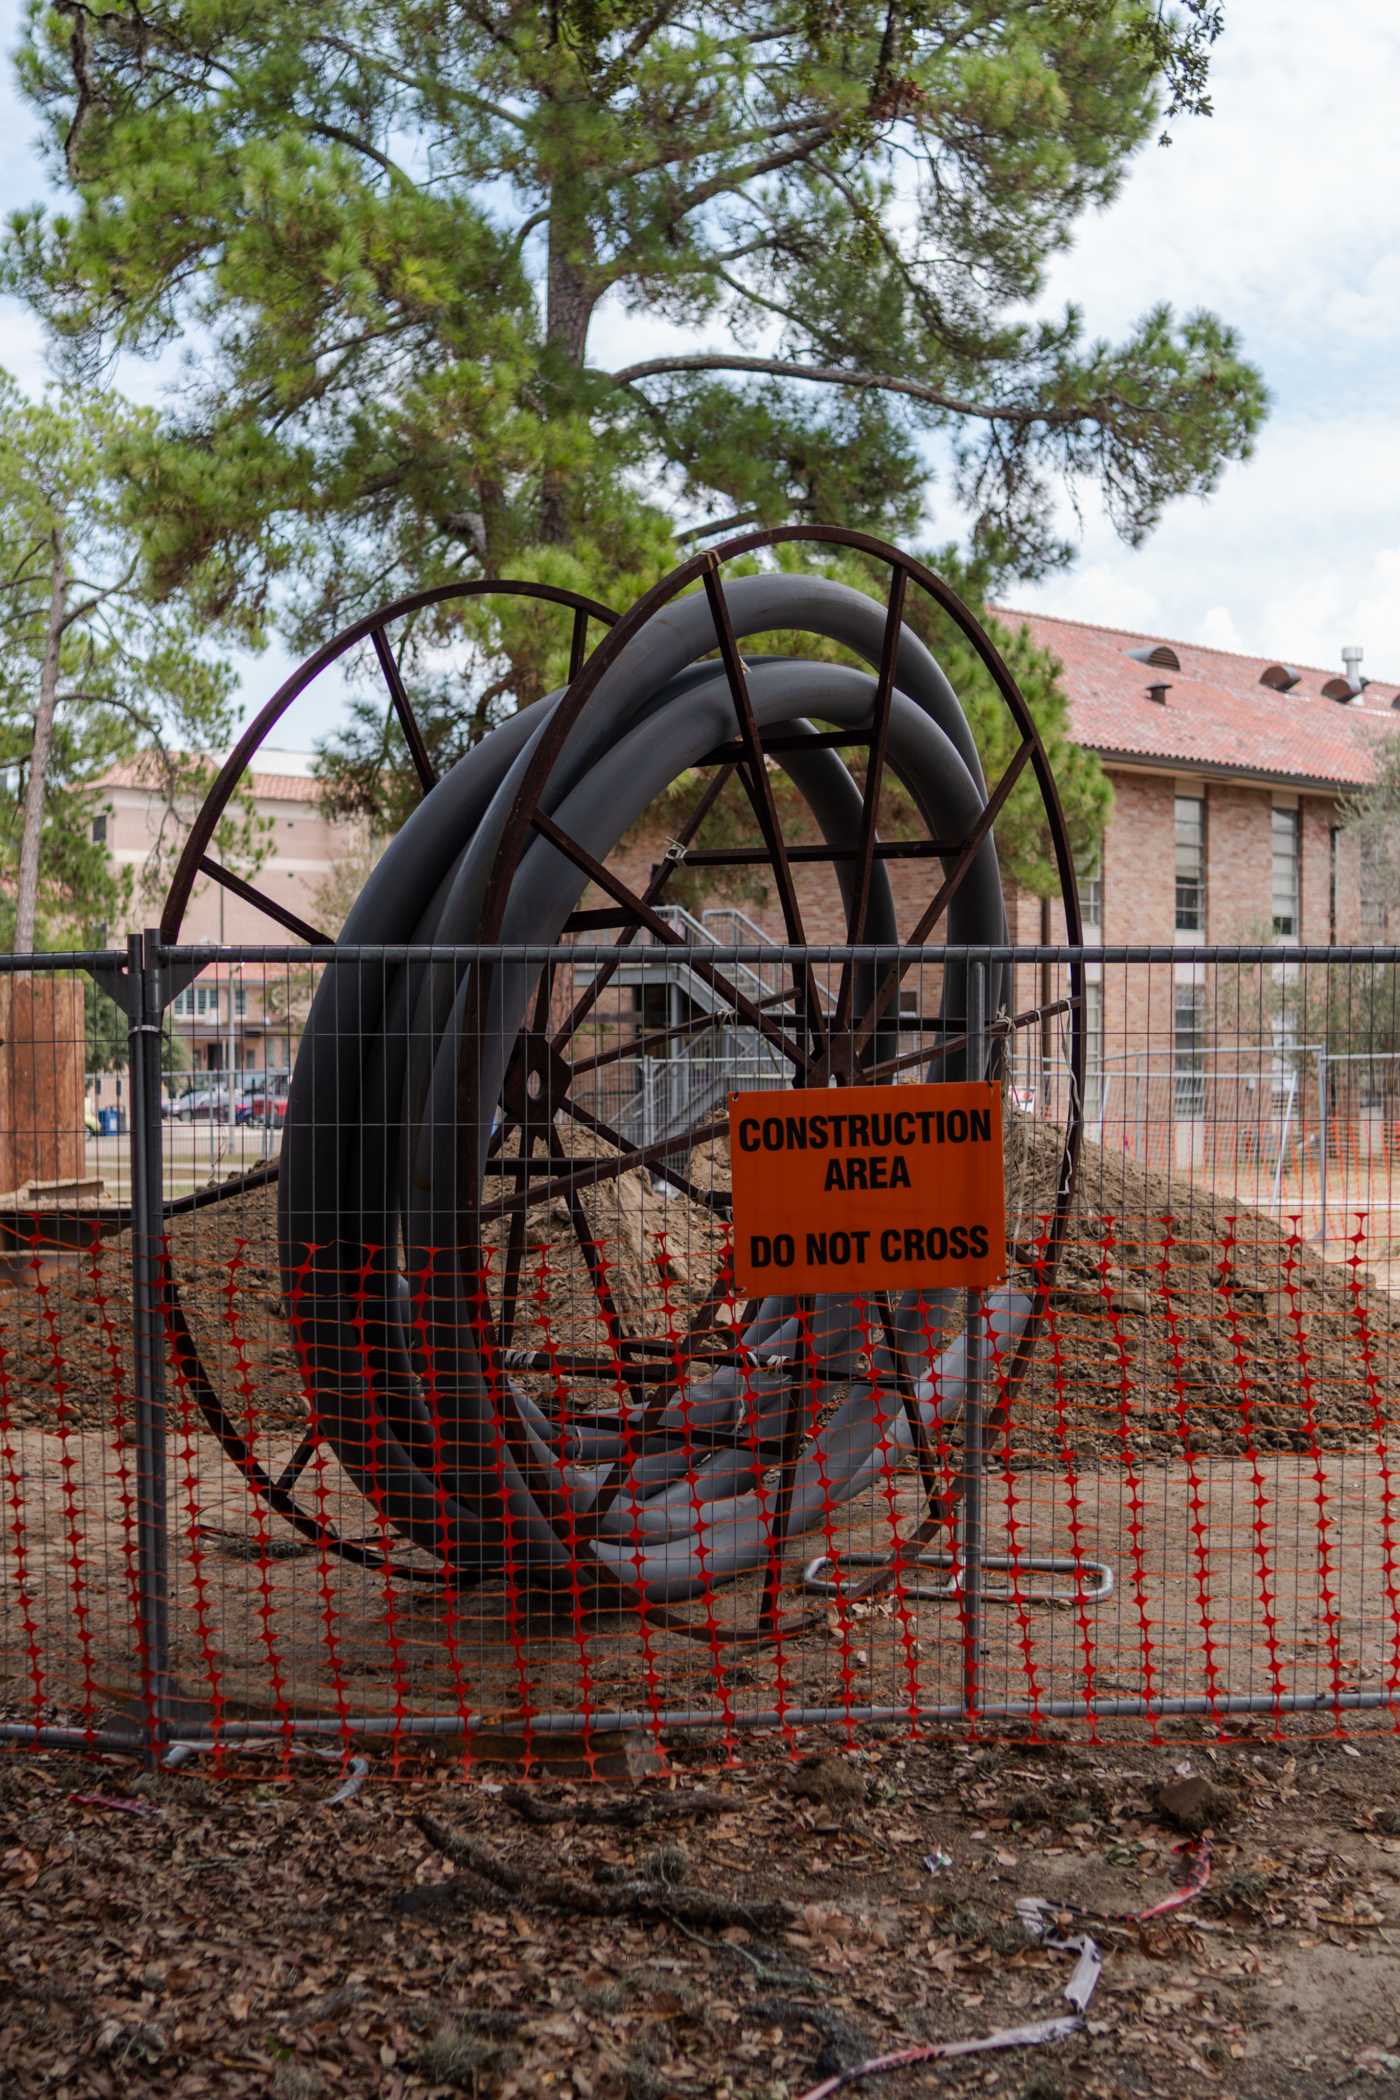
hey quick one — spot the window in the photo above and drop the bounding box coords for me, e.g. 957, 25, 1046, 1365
1360, 833, 1389, 939
1329, 825, 1340, 943
234, 985, 247, 1018
90, 813, 108, 846
1173, 981, 1206, 1117
1271, 805, 1301, 939
172, 984, 221, 1020
1084, 976, 1105, 1120
1174, 794, 1205, 933
1078, 853, 1103, 937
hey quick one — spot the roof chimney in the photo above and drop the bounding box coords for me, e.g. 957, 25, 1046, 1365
1342, 644, 1366, 697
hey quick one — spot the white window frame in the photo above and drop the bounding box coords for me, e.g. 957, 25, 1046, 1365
1174, 790, 1205, 938
172, 984, 221, 1020
1271, 800, 1301, 943
1172, 980, 1207, 1119
1083, 970, 1105, 1121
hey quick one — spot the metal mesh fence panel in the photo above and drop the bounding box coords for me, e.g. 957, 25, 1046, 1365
5, 943, 1400, 1770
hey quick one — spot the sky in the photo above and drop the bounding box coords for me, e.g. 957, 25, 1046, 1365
0, 0, 1397, 750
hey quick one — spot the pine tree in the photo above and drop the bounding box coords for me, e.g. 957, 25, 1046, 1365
8, 1, 1264, 892
0, 372, 257, 950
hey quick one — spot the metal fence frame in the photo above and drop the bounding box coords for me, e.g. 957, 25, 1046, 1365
5, 934, 1400, 1764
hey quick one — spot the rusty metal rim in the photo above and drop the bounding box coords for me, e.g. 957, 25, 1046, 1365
160, 578, 618, 946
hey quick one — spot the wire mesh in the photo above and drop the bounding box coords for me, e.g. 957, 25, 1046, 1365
4, 942, 1400, 1770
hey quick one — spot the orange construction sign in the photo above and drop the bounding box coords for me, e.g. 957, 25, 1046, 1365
728, 1081, 1006, 1294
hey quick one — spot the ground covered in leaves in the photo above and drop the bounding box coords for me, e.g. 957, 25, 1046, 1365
6, 1727, 1400, 2100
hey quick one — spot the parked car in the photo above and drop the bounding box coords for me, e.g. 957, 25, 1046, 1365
168, 1082, 234, 1121
235, 1074, 291, 1125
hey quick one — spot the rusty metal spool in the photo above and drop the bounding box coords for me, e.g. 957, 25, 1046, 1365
161, 532, 1085, 1631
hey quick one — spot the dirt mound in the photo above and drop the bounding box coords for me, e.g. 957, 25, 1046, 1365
1005, 1110, 1397, 1461
1, 1111, 1393, 1474
0, 1182, 302, 1436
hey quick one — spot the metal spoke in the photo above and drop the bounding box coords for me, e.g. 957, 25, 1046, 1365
567, 1191, 627, 1353
528, 808, 808, 1071
669, 837, 958, 869
559, 1095, 730, 1216
859, 994, 1077, 1086
272, 1430, 320, 1497
562, 906, 644, 932
479, 1113, 729, 1225
700, 726, 869, 762
371, 625, 438, 796
550, 761, 737, 1054
569, 985, 799, 1079
836, 567, 906, 1033
196, 855, 332, 947
853, 739, 1034, 1058
702, 563, 826, 1064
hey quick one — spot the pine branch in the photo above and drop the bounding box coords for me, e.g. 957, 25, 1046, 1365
308, 122, 415, 189
608, 352, 1032, 425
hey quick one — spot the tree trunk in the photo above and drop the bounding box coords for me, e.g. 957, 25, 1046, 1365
14, 531, 67, 955
539, 196, 598, 545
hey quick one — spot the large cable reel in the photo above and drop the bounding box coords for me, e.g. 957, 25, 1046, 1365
162, 530, 1085, 1632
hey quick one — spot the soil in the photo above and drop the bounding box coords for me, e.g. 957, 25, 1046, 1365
1002, 1113, 1400, 1463
2, 1111, 1394, 1477
1, 1424, 1391, 1743
5, 1727, 1400, 2100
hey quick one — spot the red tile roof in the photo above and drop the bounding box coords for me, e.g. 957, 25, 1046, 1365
998, 608, 1400, 791
98, 759, 323, 804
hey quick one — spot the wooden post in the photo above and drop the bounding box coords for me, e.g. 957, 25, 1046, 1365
0, 973, 87, 1194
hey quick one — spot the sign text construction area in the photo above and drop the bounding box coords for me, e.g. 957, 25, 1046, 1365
728, 1081, 1007, 1294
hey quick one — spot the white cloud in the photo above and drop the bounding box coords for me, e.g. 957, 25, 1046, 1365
0, 305, 49, 396
1200, 605, 1245, 652
1036, 0, 1400, 363
1016, 413, 1400, 678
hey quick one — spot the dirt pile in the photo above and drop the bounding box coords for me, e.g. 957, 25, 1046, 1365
1006, 1111, 1399, 1460
1, 1113, 1394, 1470
0, 1182, 302, 1435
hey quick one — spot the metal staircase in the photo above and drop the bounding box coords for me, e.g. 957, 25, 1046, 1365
573, 907, 810, 1149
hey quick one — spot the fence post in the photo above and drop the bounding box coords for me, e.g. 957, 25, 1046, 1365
960, 955, 987, 1723
127, 930, 172, 1761
1317, 1045, 1330, 1251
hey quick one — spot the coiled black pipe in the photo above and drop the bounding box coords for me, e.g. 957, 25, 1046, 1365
279, 572, 1029, 1602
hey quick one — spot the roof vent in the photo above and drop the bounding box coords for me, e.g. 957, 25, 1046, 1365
1321, 677, 1355, 702
1342, 643, 1367, 695
1146, 681, 1171, 705
1129, 643, 1181, 672
1259, 663, 1301, 692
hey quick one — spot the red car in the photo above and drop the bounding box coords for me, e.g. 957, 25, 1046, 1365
234, 1078, 290, 1126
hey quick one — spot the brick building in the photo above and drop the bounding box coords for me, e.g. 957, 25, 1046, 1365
82, 623, 1400, 1145
1004, 610, 1398, 948
89, 749, 366, 1104
604, 613, 1399, 1161
997, 615, 1399, 1147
